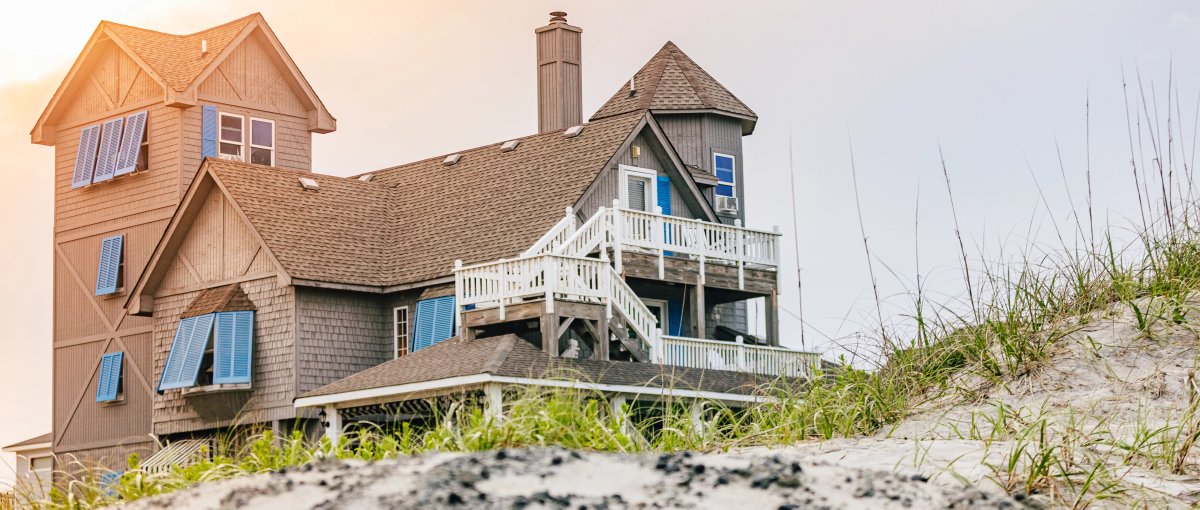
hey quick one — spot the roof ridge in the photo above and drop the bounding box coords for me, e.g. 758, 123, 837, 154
482, 335, 520, 374
103, 13, 259, 39
666, 49, 711, 107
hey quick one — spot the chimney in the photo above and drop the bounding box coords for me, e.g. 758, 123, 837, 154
535, 11, 582, 133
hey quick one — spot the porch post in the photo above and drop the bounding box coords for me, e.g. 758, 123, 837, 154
612, 200, 623, 275
694, 275, 706, 339
766, 289, 780, 347
322, 405, 342, 445
484, 383, 504, 421
655, 205, 665, 280
689, 400, 705, 435
609, 394, 628, 431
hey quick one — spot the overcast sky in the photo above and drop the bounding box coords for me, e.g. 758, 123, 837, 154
2, 0, 1199, 487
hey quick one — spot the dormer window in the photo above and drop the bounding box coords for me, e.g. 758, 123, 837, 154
249, 118, 275, 166
218, 113, 244, 161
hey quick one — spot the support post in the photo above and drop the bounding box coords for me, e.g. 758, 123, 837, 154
735, 220, 745, 290
655, 205, 665, 280
612, 200, 623, 274
322, 405, 342, 445
609, 395, 629, 433
454, 260, 465, 334
735, 335, 746, 372
766, 290, 780, 347
694, 276, 706, 339
484, 383, 504, 422
598, 318, 610, 360
541, 312, 557, 355
497, 258, 507, 321
545, 256, 557, 313
689, 400, 705, 435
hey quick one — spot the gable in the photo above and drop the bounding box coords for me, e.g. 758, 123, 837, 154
57, 40, 162, 129
158, 183, 276, 294
197, 31, 308, 117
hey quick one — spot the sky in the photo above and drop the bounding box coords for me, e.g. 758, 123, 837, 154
2, 0, 1200, 488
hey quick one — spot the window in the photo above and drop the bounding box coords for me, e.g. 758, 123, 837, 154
30, 456, 52, 471
95, 352, 124, 403
249, 118, 275, 166
95, 235, 124, 296
394, 306, 410, 358
620, 165, 657, 212
158, 311, 254, 392
412, 296, 455, 352
218, 113, 244, 161
713, 153, 736, 198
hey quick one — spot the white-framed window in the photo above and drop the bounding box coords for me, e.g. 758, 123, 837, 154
619, 165, 657, 212
641, 298, 669, 331
713, 153, 736, 198
30, 456, 52, 472
394, 306, 410, 359
218, 112, 245, 161
249, 118, 275, 166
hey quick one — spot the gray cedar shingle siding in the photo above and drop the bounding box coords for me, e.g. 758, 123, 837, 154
152, 276, 296, 435
295, 287, 392, 394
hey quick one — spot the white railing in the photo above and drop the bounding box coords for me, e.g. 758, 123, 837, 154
557, 207, 608, 257
523, 207, 578, 256
613, 204, 780, 267
455, 253, 656, 356
657, 335, 818, 379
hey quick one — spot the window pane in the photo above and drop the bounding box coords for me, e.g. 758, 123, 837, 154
251, 120, 273, 147
628, 177, 647, 211
220, 116, 242, 142
251, 147, 273, 165
31, 457, 52, 470
715, 166, 734, 183
715, 155, 734, 172
219, 142, 242, 158
716, 184, 735, 197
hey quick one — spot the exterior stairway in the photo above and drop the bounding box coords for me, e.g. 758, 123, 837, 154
455, 202, 819, 379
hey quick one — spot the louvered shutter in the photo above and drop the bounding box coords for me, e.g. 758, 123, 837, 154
657, 175, 673, 254
114, 111, 148, 177
213, 311, 253, 384
71, 125, 102, 189
95, 352, 124, 402
412, 296, 456, 352
201, 105, 218, 159
667, 300, 683, 337
157, 314, 215, 392
95, 235, 124, 296
91, 117, 125, 184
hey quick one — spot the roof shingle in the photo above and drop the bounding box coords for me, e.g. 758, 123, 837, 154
105, 14, 257, 92
590, 42, 756, 123
301, 334, 774, 400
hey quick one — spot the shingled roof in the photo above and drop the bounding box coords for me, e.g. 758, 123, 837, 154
105, 14, 257, 92
590, 42, 756, 132
2, 433, 52, 451
196, 110, 647, 289
300, 334, 772, 401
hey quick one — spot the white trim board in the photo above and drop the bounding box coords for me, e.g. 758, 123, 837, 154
293, 373, 765, 409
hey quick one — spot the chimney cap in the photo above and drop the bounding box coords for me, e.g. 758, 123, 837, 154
549, 11, 567, 23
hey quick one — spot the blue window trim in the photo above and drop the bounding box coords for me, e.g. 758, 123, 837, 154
95, 352, 124, 402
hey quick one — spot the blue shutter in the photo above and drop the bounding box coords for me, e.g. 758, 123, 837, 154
213, 311, 253, 384
95, 352, 124, 402
114, 111, 148, 177
667, 300, 683, 337
72, 125, 102, 189
157, 314, 215, 392
91, 117, 125, 184
201, 105, 218, 159
412, 296, 456, 352
95, 235, 124, 296
657, 176, 673, 255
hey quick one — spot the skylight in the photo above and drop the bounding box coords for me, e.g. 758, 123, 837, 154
357, 174, 374, 182
443, 154, 462, 166
500, 140, 520, 152
564, 125, 584, 138
298, 177, 319, 190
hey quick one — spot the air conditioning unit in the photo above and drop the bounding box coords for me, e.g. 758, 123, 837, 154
217, 153, 241, 162
715, 195, 739, 213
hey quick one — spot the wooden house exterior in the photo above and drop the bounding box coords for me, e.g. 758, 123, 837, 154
33, 11, 816, 475
33, 13, 334, 472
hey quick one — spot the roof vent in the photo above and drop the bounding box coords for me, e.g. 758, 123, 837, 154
357, 174, 374, 182
201, 39, 208, 57
298, 177, 319, 191
549, 11, 568, 23
628, 75, 636, 97
563, 125, 584, 138
500, 140, 520, 152
443, 153, 462, 166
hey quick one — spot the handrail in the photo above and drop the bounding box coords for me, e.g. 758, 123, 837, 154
556, 206, 609, 257
523, 207, 577, 256
658, 335, 818, 379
